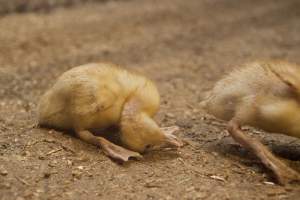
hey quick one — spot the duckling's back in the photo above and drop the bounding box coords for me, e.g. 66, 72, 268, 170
202, 61, 300, 123
38, 63, 160, 130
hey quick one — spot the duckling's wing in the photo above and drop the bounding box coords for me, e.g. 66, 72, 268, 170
265, 61, 300, 92
69, 80, 117, 117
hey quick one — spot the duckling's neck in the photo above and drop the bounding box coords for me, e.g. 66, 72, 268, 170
118, 71, 160, 117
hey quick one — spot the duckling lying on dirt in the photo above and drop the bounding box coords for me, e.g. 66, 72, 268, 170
38, 63, 183, 162
201, 61, 300, 185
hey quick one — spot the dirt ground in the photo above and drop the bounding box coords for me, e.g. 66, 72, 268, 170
1, 0, 300, 199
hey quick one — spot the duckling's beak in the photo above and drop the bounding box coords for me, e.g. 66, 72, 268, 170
164, 133, 184, 148
161, 126, 184, 148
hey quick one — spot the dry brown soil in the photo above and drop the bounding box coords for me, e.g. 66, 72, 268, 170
1, 0, 300, 199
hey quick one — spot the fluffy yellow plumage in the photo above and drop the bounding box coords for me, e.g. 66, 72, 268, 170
202, 60, 300, 184
38, 63, 182, 162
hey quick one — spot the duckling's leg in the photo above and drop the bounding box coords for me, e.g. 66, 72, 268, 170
228, 120, 300, 185
75, 130, 142, 162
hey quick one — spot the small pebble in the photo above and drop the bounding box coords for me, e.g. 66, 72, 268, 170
43, 172, 51, 178
67, 160, 73, 166
166, 113, 175, 118
77, 166, 84, 170
264, 181, 275, 185
0, 166, 8, 176
72, 170, 82, 179
38, 155, 45, 160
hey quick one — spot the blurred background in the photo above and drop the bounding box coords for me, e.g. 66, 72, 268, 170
0, 0, 113, 14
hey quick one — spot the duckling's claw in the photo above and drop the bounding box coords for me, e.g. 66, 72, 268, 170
277, 170, 300, 185
98, 137, 143, 162
275, 164, 300, 185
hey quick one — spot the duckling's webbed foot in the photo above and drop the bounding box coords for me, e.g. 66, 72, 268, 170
75, 130, 142, 163
228, 120, 300, 185
98, 137, 143, 162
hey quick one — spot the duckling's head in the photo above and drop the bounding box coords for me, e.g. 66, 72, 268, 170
120, 112, 182, 153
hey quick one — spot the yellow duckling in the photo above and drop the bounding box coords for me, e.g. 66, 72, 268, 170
201, 60, 300, 185
38, 63, 183, 162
